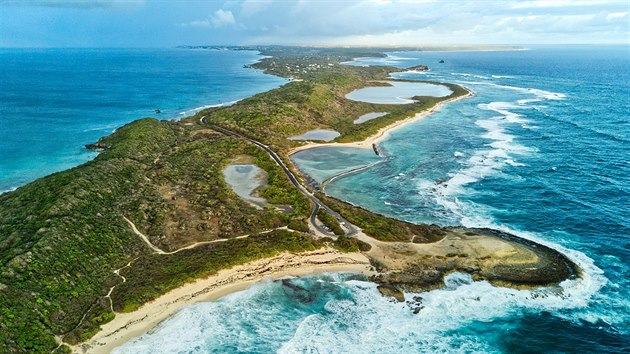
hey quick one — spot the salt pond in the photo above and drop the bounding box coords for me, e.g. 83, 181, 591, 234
223, 164, 268, 208
290, 147, 381, 184
346, 81, 452, 104
354, 112, 388, 124
288, 129, 341, 142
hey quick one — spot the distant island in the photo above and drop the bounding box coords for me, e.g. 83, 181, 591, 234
0, 47, 576, 354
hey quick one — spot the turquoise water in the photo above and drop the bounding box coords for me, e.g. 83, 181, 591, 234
0, 48, 286, 192
117, 47, 628, 353
4, 47, 628, 352
290, 146, 381, 184
330, 47, 629, 352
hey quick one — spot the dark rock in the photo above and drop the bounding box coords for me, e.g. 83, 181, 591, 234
377, 284, 405, 302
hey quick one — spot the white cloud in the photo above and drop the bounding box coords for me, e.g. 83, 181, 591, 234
211, 9, 236, 27
511, 0, 619, 9
240, 0, 273, 16
179, 9, 237, 29
174, 0, 630, 45
182, 19, 211, 28
606, 11, 628, 20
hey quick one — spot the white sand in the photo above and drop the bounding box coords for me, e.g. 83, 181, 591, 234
289, 89, 473, 155
72, 248, 371, 354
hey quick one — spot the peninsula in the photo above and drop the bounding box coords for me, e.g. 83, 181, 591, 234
0, 47, 578, 354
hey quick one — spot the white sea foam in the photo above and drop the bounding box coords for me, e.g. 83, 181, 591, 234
177, 100, 240, 117
82, 123, 120, 132
385, 54, 415, 61
115, 250, 608, 354
0, 186, 18, 195
417, 181, 607, 330
279, 264, 606, 353
491, 83, 566, 101
451, 72, 491, 80
410, 77, 606, 328
398, 70, 430, 75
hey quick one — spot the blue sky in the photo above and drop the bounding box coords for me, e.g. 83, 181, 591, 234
1, 0, 628, 47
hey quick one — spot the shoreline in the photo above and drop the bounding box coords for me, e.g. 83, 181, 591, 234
288, 88, 473, 156
72, 248, 371, 354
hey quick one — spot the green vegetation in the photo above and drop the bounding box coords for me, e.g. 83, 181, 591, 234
0, 46, 466, 352
0, 117, 314, 352
249, 146, 310, 216
317, 193, 445, 243
332, 236, 372, 253
193, 49, 469, 154
113, 230, 322, 313
317, 209, 344, 236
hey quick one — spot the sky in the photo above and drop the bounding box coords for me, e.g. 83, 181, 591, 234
0, 0, 628, 47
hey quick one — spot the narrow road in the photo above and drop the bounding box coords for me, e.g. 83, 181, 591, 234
200, 116, 357, 236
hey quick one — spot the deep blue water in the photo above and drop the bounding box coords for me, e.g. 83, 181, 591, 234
3, 47, 628, 353
117, 47, 630, 354
0, 48, 285, 192
329, 47, 629, 352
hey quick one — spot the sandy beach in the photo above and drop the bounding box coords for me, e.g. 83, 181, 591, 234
72, 248, 371, 354
289, 88, 473, 155
72, 87, 474, 353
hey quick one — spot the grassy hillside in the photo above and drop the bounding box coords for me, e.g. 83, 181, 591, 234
0, 118, 312, 352
0, 47, 467, 352
194, 51, 468, 153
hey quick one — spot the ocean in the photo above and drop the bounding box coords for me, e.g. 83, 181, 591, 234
0, 48, 286, 192
2, 47, 628, 353
117, 46, 629, 353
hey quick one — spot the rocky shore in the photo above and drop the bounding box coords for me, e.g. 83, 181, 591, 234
361, 227, 579, 301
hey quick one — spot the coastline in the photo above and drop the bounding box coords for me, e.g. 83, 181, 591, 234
289, 88, 473, 155
72, 248, 371, 354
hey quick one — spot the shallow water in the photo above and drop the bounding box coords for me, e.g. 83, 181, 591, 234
30, 46, 626, 353
222, 164, 267, 208
290, 146, 381, 184
288, 129, 341, 142
112, 46, 630, 353
354, 111, 388, 124
346, 80, 452, 104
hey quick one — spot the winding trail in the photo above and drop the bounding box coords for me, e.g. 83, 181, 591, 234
123, 216, 289, 255
105, 260, 135, 312
123, 217, 165, 254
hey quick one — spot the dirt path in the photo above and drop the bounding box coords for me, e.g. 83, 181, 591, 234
123, 216, 289, 255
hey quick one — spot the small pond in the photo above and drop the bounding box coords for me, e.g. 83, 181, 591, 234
288, 129, 341, 142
